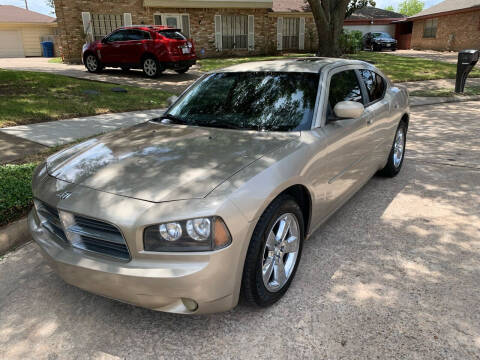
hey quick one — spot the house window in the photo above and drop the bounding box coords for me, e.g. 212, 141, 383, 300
221, 15, 248, 49
423, 18, 438, 38
283, 18, 300, 49
91, 14, 124, 41
154, 14, 191, 38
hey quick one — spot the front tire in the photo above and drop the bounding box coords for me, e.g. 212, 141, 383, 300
84, 54, 102, 73
378, 121, 407, 177
242, 195, 304, 307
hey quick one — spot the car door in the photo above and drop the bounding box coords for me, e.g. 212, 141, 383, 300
310, 68, 373, 220
99, 30, 127, 64
358, 69, 393, 166
122, 30, 151, 65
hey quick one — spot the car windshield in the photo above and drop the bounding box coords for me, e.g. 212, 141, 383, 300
373, 32, 393, 39
159, 30, 186, 40
160, 72, 319, 132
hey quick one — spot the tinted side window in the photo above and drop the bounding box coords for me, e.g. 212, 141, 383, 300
359, 70, 386, 103
328, 70, 363, 108
126, 30, 151, 40
106, 30, 126, 42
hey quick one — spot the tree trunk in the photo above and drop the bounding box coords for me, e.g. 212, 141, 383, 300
307, 0, 349, 57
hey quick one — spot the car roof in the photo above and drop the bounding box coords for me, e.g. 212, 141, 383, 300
119, 25, 179, 32
217, 58, 368, 73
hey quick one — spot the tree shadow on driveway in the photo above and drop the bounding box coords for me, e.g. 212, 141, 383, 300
1, 102, 480, 359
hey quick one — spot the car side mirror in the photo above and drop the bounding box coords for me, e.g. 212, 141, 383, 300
167, 96, 179, 106
333, 101, 364, 119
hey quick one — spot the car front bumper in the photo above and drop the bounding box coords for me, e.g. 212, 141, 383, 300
28, 183, 251, 314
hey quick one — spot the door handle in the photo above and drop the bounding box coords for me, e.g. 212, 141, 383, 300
136, 43, 142, 45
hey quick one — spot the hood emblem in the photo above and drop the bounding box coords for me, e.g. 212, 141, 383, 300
56, 191, 72, 200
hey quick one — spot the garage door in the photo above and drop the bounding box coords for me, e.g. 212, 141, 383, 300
0, 31, 24, 58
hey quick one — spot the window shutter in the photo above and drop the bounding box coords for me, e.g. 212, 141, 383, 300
81, 12, 93, 42
248, 15, 255, 51
215, 15, 223, 51
277, 17, 283, 51
123, 13, 132, 27
182, 15, 191, 38
299, 17, 305, 50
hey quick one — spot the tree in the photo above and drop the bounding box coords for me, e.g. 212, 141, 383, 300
384, 5, 395, 11
306, 0, 376, 57
45, 0, 55, 13
397, 0, 424, 16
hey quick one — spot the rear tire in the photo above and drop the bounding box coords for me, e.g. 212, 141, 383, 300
84, 54, 102, 73
142, 56, 162, 78
175, 67, 190, 74
378, 121, 407, 177
242, 195, 304, 307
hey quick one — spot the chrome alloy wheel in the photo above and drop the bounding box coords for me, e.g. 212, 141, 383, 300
86, 55, 98, 72
393, 128, 405, 168
262, 213, 300, 292
143, 58, 157, 77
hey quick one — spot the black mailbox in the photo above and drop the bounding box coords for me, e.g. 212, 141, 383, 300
455, 49, 479, 93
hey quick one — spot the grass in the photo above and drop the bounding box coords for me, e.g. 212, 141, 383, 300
409, 86, 480, 97
346, 51, 480, 83
48, 57, 62, 63
0, 69, 172, 127
0, 163, 38, 227
197, 53, 314, 72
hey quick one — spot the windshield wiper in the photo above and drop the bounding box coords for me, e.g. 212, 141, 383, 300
154, 114, 188, 125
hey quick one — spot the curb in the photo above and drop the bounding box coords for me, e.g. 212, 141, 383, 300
0, 217, 31, 256
410, 95, 480, 107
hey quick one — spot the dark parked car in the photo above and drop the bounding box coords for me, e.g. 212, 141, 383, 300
82, 25, 197, 77
363, 32, 397, 51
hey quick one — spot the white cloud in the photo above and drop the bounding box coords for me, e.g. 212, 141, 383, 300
0, 0, 54, 16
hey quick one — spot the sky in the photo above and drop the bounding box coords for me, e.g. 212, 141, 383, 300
1, 0, 445, 17
374, 0, 443, 11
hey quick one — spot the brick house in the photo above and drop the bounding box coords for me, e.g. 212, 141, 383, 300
53, 0, 404, 63
409, 0, 480, 51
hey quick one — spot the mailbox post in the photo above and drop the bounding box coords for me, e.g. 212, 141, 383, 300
455, 49, 479, 93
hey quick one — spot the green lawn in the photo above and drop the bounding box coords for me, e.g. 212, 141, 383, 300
197, 53, 315, 72
410, 86, 480, 97
0, 70, 172, 127
48, 57, 62, 63
346, 52, 480, 82
0, 163, 37, 227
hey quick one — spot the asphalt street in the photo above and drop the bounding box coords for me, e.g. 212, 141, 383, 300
1, 101, 479, 359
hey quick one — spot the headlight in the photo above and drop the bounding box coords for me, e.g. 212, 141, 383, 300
143, 217, 231, 252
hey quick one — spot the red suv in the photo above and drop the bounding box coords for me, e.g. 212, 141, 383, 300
82, 25, 197, 77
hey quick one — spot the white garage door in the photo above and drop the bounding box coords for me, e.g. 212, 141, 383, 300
0, 31, 25, 58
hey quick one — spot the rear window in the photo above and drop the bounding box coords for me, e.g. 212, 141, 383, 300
158, 30, 186, 40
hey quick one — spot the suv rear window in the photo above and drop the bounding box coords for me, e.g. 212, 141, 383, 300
158, 30, 186, 40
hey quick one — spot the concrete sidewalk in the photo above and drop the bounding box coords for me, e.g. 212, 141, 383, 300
0, 109, 166, 147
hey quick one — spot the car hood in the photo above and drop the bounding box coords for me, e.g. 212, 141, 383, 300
46, 122, 296, 202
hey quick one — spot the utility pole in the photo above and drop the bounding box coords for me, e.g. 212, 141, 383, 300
24, 0, 29, 10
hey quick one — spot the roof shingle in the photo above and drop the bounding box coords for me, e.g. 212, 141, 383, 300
0, 5, 56, 23
410, 0, 480, 18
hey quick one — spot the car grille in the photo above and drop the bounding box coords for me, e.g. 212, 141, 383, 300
36, 202, 68, 243
36, 201, 130, 261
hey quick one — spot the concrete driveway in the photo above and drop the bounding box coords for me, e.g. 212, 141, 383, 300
1, 101, 479, 359
0, 57, 201, 94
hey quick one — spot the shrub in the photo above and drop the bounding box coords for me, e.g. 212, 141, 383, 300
0, 163, 37, 226
340, 30, 363, 54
